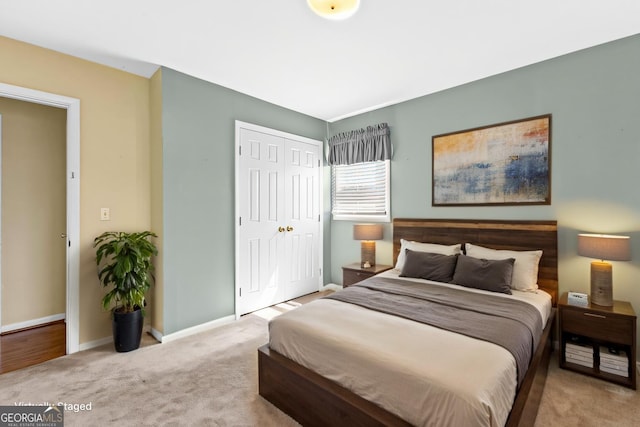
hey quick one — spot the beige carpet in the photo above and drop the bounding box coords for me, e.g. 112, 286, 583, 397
0, 293, 638, 426
535, 359, 639, 426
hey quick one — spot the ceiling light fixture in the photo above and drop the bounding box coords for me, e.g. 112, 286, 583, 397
307, 0, 361, 20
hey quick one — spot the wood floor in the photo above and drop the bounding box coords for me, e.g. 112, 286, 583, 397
0, 320, 66, 374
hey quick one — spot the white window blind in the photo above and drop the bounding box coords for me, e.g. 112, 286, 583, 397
331, 160, 390, 221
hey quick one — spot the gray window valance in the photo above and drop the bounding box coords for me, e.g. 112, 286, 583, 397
328, 123, 391, 165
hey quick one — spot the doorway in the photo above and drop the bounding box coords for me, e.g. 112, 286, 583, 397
0, 98, 66, 339
0, 82, 80, 355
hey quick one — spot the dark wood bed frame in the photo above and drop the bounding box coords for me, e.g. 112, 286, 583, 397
259, 218, 558, 427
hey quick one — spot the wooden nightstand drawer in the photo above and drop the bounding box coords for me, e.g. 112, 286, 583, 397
562, 309, 633, 345
343, 270, 374, 287
342, 263, 393, 287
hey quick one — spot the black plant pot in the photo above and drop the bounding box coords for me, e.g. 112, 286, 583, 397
112, 308, 143, 352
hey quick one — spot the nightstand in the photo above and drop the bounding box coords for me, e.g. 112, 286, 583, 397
558, 292, 637, 389
342, 263, 393, 287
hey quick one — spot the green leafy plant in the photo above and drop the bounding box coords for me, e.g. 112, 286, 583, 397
94, 231, 158, 315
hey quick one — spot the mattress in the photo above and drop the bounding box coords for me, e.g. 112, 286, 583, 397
268, 270, 552, 427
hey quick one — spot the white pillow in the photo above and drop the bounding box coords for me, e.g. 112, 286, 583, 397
464, 243, 542, 291
395, 239, 462, 271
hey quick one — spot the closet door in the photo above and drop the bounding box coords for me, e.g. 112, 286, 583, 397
237, 128, 286, 315
283, 138, 320, 300
236, 122, 322, 316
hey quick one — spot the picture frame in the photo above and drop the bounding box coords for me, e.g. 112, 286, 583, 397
432, 114, 551, 206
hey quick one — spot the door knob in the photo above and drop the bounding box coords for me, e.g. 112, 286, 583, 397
60, 233, 67, 239
286, 226, 294, 232
278, 226, 285, 232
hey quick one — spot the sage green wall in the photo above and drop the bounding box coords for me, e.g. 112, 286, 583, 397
159, 67, 327, 334
329, 34, 640, 356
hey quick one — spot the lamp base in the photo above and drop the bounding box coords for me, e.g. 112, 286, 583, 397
590, 261, 613, 306
361, 241, 376, 268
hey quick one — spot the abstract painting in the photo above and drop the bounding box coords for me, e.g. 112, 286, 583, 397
432, 115, 551, 206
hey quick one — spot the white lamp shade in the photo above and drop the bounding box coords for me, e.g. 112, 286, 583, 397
307, 0, 360, 20
578, 234, 631, 261
353, 224, 383, 241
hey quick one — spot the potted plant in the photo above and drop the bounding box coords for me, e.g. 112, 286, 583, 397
94, 231, 158, 352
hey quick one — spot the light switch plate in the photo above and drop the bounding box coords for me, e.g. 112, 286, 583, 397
100, 208, 110, 221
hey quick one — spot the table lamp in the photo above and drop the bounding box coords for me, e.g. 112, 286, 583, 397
578, 233, 631, 306
353, 224, 383, 268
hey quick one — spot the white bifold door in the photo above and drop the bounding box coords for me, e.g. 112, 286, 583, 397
235, 121, 322, 316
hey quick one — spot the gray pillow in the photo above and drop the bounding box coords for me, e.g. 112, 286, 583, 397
400, 249, 459, 283
451, 254, 515, 294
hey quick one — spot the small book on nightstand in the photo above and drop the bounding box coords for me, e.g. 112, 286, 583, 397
566, 342, 593, 357
566, 340, 594, 368
564, 335, 593, 368
599, 346, 629, 377
566, 352, 593, 368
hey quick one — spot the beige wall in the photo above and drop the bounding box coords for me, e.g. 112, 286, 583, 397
149, 69, 164, 333
0, 36, 152, 345
1, 97, 66, 325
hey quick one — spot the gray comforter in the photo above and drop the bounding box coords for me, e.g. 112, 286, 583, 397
326, 277, 542, 387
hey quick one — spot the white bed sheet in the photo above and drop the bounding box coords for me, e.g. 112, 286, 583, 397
268, 272, 551, 427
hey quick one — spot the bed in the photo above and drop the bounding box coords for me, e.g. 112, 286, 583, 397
258, 218, 558, 427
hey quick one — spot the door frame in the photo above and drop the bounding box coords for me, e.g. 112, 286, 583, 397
0, 82, 80, 354
234, 120, 323, 318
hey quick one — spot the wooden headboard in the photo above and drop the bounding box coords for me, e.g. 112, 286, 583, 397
393, 218, 558, 305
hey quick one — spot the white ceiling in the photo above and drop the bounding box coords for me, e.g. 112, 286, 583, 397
1, 1, 639, 122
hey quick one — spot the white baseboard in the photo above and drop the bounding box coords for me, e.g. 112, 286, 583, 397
321, 283, 342, 292
151, 315, 236, 344
78, 336, 112, 352
1, 313, 66, 334
60, 315, 238, 351
150, 327, 163, 343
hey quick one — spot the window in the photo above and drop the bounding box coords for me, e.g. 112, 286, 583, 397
327, 122, 391, 221
331, 160, 390, 222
